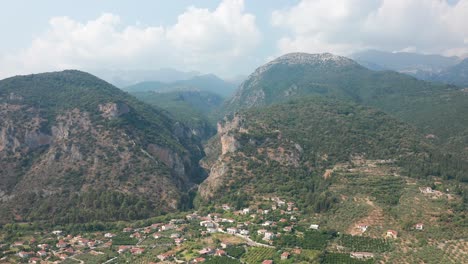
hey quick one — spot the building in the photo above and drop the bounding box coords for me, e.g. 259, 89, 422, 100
262, 260, 274, 264
104, 233, 115, 238
386, 230, 398, 239
118, 246, 130, 254
358, 224, 368, 232
310, 224, 319, 230
263, 232, 275, 241
13, 241, 24, 246
200, 221, 215, 228
199, 248, 214, 255
227, 228, 238, 234
350, 252, 374, 259
130, 232, 142, 239
419, 187, 434, 194
131, 247, 145, 255
415, 223, 424, 230
207, 227, 218, 233
215, 249, 226, 256
170, 219, 185, 225
170, 233, 181, 238
29, 258, 41, 264
161, 224, 176, 231
56, 240, 68, 248
52, 230, 63, 236
18, 251, 34, 258
157, 252, 174, 261
123, 227, 133, 232
281, 252, 290, 260
186, 214, 199, 221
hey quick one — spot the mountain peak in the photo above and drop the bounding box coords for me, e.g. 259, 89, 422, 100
274, 52, 356, 66
252, 53, 357, 78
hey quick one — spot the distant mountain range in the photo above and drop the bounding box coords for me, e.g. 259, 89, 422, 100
123, 74, 237, 98
91, 68, 201, 87
0, 52, 466, 263
351, 50, 468, 86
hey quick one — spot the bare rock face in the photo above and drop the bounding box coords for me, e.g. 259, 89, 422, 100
217, 114, 246, 155
147, 144, 190, 184
220, 135, 240, 155
98, 102, 130, 119
198, 160, 229, 199
199, 112, 306, 200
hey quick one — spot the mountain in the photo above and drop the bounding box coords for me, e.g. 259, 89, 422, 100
226, 52, 456, 110
0, 70, 205, 224
431, 58, 468, 87
351, 50, 459, 79
225, 52, 468, 157
91, 68, 201, 88
199, 96, 467, 208
124, 74, 236, 97
131, 90, 224, 139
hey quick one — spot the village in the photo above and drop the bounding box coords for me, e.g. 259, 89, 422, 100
0, 189, 435, 264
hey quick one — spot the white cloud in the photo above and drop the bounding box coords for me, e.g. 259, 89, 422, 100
271, 0, 468, 57
0, 0, 260, 79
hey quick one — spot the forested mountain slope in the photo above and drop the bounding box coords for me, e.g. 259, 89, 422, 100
0, 70, 205, 224
225, 52, 468, 158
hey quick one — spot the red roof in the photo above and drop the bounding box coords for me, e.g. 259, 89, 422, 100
262, 260, 273, 264
215, 249, 226, 256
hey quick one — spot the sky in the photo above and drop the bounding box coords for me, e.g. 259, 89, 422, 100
0, 0, 467, 79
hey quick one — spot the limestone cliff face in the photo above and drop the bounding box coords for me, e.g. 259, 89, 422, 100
0, 70, 206, 223
198, 113, 303, 200
98, 102, 130, 119
217, 114, 246, 155
0, 100, 199, 220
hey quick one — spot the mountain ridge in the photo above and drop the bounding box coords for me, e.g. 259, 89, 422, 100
0, 70, 205, 224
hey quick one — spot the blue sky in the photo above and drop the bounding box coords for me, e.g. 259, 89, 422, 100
0, 0, 467, 79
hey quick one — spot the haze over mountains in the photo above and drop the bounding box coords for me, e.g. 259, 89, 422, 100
0, 51, 467, 263
1, 0, 468, 261
352, 50, 468, 86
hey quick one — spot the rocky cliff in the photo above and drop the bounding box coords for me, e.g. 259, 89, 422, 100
0, 70, 205, 223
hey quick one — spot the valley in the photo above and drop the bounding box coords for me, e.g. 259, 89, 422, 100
0, 53, 467, 263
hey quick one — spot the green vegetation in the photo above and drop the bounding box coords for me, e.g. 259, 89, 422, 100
0, 70, 206, 224
321, 252, 374, 264
205, 256, 241, 264
226, 245, 246, 258
242, 247, 277, 264
338, 235, 392, 253
131, 90, 222, 138
109, 234, 138, 246
202, 96, 468, 213
275, 231, 334, 250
